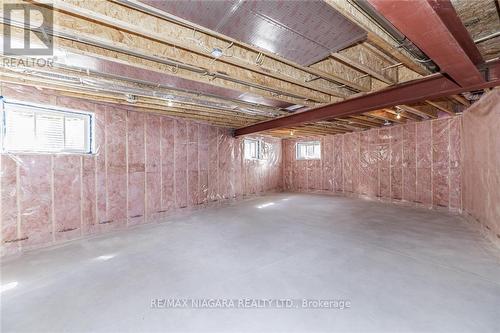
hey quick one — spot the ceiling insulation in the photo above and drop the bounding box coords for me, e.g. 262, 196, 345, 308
451, 0, 500, 60
1, 0, 488, 138
140, 0, 366, 65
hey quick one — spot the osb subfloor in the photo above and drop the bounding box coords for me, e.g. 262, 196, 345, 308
2, 193, 500, 332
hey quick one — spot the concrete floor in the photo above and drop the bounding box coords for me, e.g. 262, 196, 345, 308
2, 193, 500, 333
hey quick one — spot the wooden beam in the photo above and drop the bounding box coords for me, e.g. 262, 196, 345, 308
335, 118, 372, 129
1, 78, 272, 128
0, 75, 257, 126
0, 67, 283, 126
348, 115, 385, 126
324, 0, 429, 76
108, 0, 423, 95
325, 119, 370, 130
451, 94, 471, 107
382, 108, 420, 121
397, 105, 438, 119
27, 0, 362, 101
1, 66, 351, 137
4, 22, 321, 108
308, 58, 371, 92
116, 0, 361, 96
20, 2, 335, 105
0, 53, 287, 117
331, 44, 397, 85
366, 110, 405, 123
313, 121, 354, 133
265, 127, 345, 138
425, 100, 455, 115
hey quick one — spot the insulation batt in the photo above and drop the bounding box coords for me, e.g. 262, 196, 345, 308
0, 84, 282, 256
2, 83, 498, 255
283, 116, 462, 211
462, 89, 500, 246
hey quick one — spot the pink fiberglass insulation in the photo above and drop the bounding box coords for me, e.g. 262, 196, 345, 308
415, 121, 432, 205
160, 118, 175, 211
359, 130, 378, 197
187, 122, 199, 207
332, 135, 344, 192
53, 155, 82, 242
146, 115, 163, 222
283, 116, 463, 212
198, 124, 210, 205
390, 126, 403, 200
127, 111, 146, 226
343, 132, 360, 194
19, 155, 52, 247
240, 135, 282, 195
379, 128, 391, 199
2, 83, 498, 256
322, 136, 334, 191
402, 122, 417, 203
462, 90, 500, 246
449, 117, 462, 210
282, 140, 295, 191
106, 108, 128, 229
0, 84, 282, 256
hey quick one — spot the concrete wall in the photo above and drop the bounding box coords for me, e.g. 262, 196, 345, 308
283, 116, 462, 211
462, 90, 500, 246
0, 84, 282, 256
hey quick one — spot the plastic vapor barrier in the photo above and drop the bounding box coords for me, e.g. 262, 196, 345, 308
283, 116, 462, 211
462, 89, 500, 245
0, 84, 282, 256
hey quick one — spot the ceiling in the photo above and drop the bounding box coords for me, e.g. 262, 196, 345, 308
140, 0, 366, 66
1, 0, 498, 137
451, 0, 500, 60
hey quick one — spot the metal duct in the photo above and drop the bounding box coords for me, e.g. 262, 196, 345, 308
137, 0, 366, 66
1, 16, 296, 108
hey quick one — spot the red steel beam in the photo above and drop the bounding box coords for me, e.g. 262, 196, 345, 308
234, 61, 500, 136
427, 0, 484, 65
367, 0, 484, 87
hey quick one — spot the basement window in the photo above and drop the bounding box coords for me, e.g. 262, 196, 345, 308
1, 100, 94, 154
244, 138, 266, 160
296, 141, 321, 160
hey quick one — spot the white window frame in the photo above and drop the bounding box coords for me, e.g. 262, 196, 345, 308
244, 138, 267, 160
0, 99, 95, 154
296, 141, 321, 160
